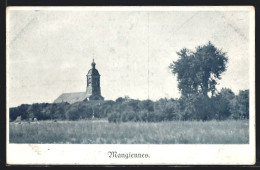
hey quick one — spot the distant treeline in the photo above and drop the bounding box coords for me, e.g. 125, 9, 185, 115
9, 88, 249, 123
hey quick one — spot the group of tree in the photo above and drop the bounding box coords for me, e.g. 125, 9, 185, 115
166, 41, 249, 120
9, 42, 250, 122
9, 88, 249, 122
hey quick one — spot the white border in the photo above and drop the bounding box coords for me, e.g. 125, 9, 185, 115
6, 6, 255, 165
6, 6, 254, 11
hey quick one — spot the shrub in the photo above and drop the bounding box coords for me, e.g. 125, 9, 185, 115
65, 107, 81, 120
230, 90, 249, 119
108, 112, 121, 123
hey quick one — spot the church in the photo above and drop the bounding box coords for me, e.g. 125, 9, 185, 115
54, 59, 104, 104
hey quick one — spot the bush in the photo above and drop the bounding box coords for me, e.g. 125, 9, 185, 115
108, 112, 121, 123
65, 107, 81, 120
177, 94, 213, 121
211, 88, 235, 120
230, 90, 249, 119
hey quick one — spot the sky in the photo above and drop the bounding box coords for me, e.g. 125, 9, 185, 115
7, 7, 254, 107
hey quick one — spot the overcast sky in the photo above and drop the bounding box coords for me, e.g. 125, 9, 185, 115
7, 7, 254, 107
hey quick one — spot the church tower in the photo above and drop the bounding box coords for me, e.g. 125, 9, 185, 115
86, 59, 104, 100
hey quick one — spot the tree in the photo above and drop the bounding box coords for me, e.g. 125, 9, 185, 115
169, 42, 228, 97
212, 88, 235, 120
230, 90, 249, 119
218, 88, 235, 101
115, 97, 125, 103
178, 94, 214, 121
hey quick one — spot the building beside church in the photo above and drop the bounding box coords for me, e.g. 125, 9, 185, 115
54, 59, 104, 104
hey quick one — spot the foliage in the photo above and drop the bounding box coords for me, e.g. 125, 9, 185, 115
169, 42, 228, 97
212, 88, 235, 120
177, 94, 214, 121
230, 90, 249, 119
9, 104, 30, 121
9, 89, 249, 122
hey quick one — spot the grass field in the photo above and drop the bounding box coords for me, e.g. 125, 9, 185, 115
9, 120, 249, 144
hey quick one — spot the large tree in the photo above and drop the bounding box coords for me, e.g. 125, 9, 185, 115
169, 42, 228, 97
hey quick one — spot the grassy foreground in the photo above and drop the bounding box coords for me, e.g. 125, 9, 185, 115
9, 120, 249, 144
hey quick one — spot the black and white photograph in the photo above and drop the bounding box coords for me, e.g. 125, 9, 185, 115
6, 6, 255, 165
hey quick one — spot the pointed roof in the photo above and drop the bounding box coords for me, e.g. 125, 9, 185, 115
91, 59, 96, 68
87, 59, 100, 76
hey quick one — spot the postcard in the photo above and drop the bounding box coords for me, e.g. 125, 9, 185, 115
6, 6, 255, 165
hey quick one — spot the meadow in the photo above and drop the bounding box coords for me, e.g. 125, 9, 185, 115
9, 120, 249, 144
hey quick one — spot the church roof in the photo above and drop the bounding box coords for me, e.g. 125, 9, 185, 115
87, 59, 100, 76
54, 92, 89, 104
87, 68, 100, 76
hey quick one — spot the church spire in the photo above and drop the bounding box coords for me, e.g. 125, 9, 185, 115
91, 53, 96, 68
91, 58, 96, 68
